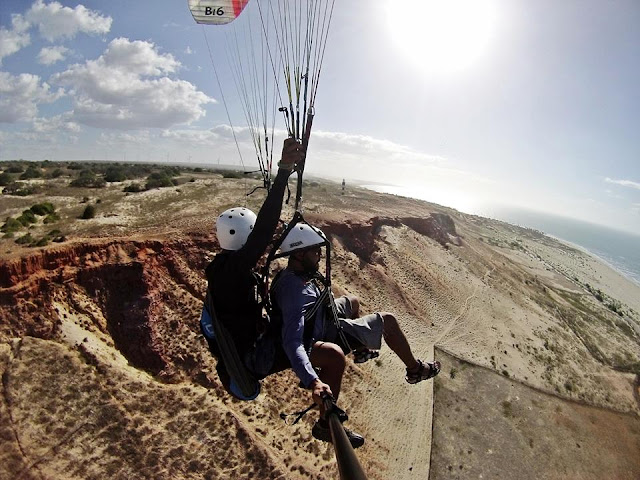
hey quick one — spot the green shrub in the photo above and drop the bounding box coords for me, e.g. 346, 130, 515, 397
163, 166, 181, 176
30, 202, 55, 216
104, 166, 127, 182
81, 205, 96, 219
6, 165, 24, 174
222, 170, 243, 179
2, 181, 36, 196
17, 210, 37, 226
70, 170, 106, 188
128, 164, 153, 177
19, 165, 43, 179
145, 172, 174, 189
48, 230, 66, 243
0, 172, 12, 186
1, 217, 22, 233
501, 400, 514, 417
123, 182, 145, 193
43, 213, 60, 224
50, 168, 65, 178
15, 233, 33, 245
35, 237, 49, 247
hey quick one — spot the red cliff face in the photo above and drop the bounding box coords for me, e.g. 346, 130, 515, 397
0, 236, 215, 380
315, 213, 460, 263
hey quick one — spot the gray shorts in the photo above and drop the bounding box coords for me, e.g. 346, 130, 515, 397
324, 296, 384, 350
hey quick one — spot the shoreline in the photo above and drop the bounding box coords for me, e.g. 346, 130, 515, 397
546, 233, 640, 288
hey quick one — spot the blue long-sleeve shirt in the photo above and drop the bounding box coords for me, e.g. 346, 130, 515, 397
271, 268, 325, 387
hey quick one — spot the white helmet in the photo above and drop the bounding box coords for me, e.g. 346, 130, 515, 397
279, 223, 327, 255
216, 207, 257, 251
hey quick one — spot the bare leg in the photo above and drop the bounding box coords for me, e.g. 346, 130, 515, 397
310, 341, 345, 414
346, 296, 370, 357
381, 312, 419, 370
346, 295, 360, 318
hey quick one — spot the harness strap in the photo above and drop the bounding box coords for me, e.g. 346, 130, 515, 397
204, 289, 259, 398
302, 286, 328, 349
280, 402, 317, 425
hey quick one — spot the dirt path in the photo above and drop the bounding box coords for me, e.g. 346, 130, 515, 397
350, 317, 436, 479
433, 265, 495, 349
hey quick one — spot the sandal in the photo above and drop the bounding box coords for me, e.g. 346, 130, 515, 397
405, 359, 441, 384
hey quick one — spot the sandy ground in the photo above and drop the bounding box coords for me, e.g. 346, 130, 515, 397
1, 169, 639, 479
431, 348, 640, 480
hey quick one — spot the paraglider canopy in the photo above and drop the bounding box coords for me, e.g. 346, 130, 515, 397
188, 0, 251, 25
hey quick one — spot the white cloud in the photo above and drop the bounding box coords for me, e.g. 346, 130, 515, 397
51, 38, 214, 129
160, 125, 268, 153
25, 0, 112, 42
0, 71, 64, 123
37, 45, 69, 65
1, 1, 110, 63
161, 128, 220, 146
0, 15, 31, 64
185, 46, 194, 55
311, 130, 447, 165
32, 114, 80, 133
605, 177, 640, 190
100, 37, 180, 76
98, 131, 152, 145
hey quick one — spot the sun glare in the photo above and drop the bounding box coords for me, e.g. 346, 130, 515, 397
385, 0, 499, 74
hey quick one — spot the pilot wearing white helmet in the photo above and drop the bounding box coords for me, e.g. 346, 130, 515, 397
200, 138, 302, 399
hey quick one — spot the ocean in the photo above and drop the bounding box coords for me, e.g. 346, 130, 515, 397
362, 185, 640, 287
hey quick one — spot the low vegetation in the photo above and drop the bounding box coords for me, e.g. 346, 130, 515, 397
535, 286, 640, 376
2, 202, 64, 246
1, 160, 253, 252
1, 160, 212, 197
2, 181, 37, 196
81, 204, 96, 219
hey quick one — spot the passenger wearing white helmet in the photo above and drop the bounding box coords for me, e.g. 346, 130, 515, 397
271, 222, 441, 448
201, 138, 302, 397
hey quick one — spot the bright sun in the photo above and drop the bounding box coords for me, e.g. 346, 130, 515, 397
384, 0, 500, 74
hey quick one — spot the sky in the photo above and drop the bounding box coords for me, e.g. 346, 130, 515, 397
1, 0, 639, 235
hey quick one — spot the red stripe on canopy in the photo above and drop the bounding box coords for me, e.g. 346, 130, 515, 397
233, 0, 250, 17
